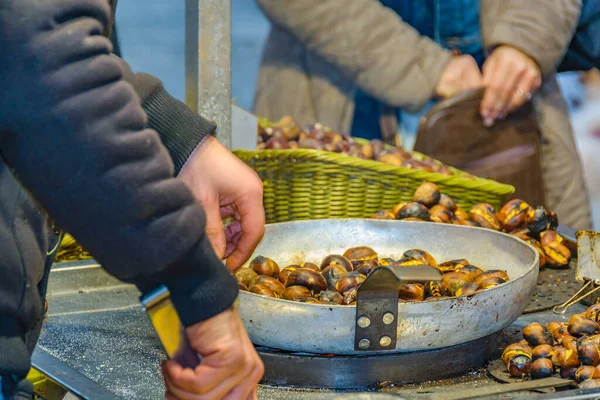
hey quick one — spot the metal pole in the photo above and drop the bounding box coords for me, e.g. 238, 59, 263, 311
185, 0, 232, 149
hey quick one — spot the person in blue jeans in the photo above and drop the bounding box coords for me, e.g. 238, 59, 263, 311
254, 0, 592, 230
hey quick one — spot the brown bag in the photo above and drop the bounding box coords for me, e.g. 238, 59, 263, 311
412, 89, 547, 207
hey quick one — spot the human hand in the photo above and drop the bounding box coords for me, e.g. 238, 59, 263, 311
435, 54, 483, 99
178, 136, 265, 270
480, 45, 542, 127
162, 308, 264, 400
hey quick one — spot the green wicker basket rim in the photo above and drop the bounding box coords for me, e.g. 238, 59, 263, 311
234, 148, 515, 197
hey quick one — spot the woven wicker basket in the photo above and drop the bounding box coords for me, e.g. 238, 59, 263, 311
233, 147, 514, 224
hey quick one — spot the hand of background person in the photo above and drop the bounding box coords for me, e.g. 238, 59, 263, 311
480, 45, 542, 127
162, 307, 264, 400
435, 54, 483, 99
178, 136, 265, 270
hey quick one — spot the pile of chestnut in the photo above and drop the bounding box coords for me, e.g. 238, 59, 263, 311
371, 182, 571, 269
257, 116, 456, 175
234, 246, 510, 305
502, 304, 600, 389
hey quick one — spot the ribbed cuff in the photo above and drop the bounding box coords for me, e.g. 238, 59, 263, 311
143, 86, 217, 175
164, 238, 239, 327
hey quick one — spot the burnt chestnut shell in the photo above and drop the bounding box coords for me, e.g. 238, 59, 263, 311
424, 281, 442, 298
342, 286, 358, 305
413, 182, 441, 208
530, 358, 554, 379
523, 323, 553, 347
578, 339, 600, 366
285, 268, 327, 294
498, 199, 531, 232
532, 344, 555, 361
280, 285, 312, 301
568, 314, 600, 337
397, 202, 431, 221
249, 256, 280, 279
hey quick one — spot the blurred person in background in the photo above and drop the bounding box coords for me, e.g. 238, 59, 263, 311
253, 0, 592, 230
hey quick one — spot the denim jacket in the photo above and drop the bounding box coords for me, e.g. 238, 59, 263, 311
351, 0, 485, 142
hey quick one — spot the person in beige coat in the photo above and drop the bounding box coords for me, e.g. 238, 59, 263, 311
253, 0, 592, 230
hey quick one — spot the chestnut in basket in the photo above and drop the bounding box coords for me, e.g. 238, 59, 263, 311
372, 210, 395, 220
298, 137, 324, 150
376, 150, 404, 167
469, 203, 501, 231
335, 272, 366, 295
281, 285, 312, 301
532, 344, 555, 361
322, 264, 349, 291
530, 358, 554, 379
523, 323, 553, 347
285, 268, 327, 294
397, 202, 431, 221
265, 137, 290, 150
455, 283, 479, 297
441, 272, 472, 296
436, 259, 470, 274
249, 284, 278, 298
399, 283, 425, 301
397, 249, 437, 267
279, 265, 301, 286
250, 275, 285, 296
568, 314, 600, 337
425, 281, 442, 298
430, 205, 453, 223
473, 270, 509, 286
318, 290, 343, 305
498, 199, 531, 232
343, 247, 378, 262
249, 256, 280, 279
413, 182, 441, 208
321, 254, 353, 272
439, 194, 457, 212
235, 266, 260, 288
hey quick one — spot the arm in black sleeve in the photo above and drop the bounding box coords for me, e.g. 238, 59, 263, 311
0, 0, 237, 326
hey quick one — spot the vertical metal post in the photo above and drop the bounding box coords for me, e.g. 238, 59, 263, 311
185, 0, 232, 149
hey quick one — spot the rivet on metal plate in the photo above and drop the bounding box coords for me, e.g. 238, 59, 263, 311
358, 339, 371, 349
382, 312, 395, 325
357, 316, 371, 328
380, 336, 392, 347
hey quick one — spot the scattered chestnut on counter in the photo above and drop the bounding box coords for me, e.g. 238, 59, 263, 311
523, 323, 553, 347
568, 314, 600, 337
532, 344, 555, 361
530, 358, 554, 379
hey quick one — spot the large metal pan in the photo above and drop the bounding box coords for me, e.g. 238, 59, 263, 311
237, 219, 539, 355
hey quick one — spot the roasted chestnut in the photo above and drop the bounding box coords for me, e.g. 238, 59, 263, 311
587, 304, 600, 322
579, 379, 600, 389
397, 202, 431, 221
568, 314, 600, 337
280, 285, 312, 301
429, 205, 453, 223
402, 217, 426, 222
372, 210, 395, 220
391, 203, 408, 219
279, 265, 301, 285
502, 345, 533, 378
321, 264, 350, 291
456, 265, 484, 281
576, 366, 597, 382
424, 281, 442, 298
320, 254, 353, 272
453, 219, 481, 228
455, 283, 479, 297
376, 150, 404, 166
562, 335, 579, 353
302, 262, 320, 271
249, 256, 280, 279
399, 283, 425, 301
298, 297, 324, 304
413, 182, 441, 208
526, 206, 556, 237
523, 323, 554, 347
560, 367, 577, 380
551, 323, 570, 342
249, 284, 278, 298
318, 290, 343, 305
250, 275, 285, 295
335, 273, 366, 294
509, 228, 531, 241
498, 199, 531, 232
477, 276, 507, 291
454, 208, 469, 221
379, 258, 395, 266
552, 347, 580, 368
238, 282, 248, 291
397, 249, 437, 266
355, 259, 378, 276
547, 321, 564, 335
524, 238, 547, 268
439, 194, 457, 212
469, 203, 501, 231
343, 246, 378, 262
578, 339, 600, 366
234, 267, 259, 288
436, 259, 470, 273
285, 268, 327, 294
298, 137, 324, 150
441, 272, 473, 296
530, 358, 554, 379
543, 241, 571, 269
473, 270, 509, 286
343, 287, 358, 305
532, 344, 555, 361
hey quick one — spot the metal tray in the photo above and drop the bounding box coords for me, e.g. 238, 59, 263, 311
237, 219, 539, 355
